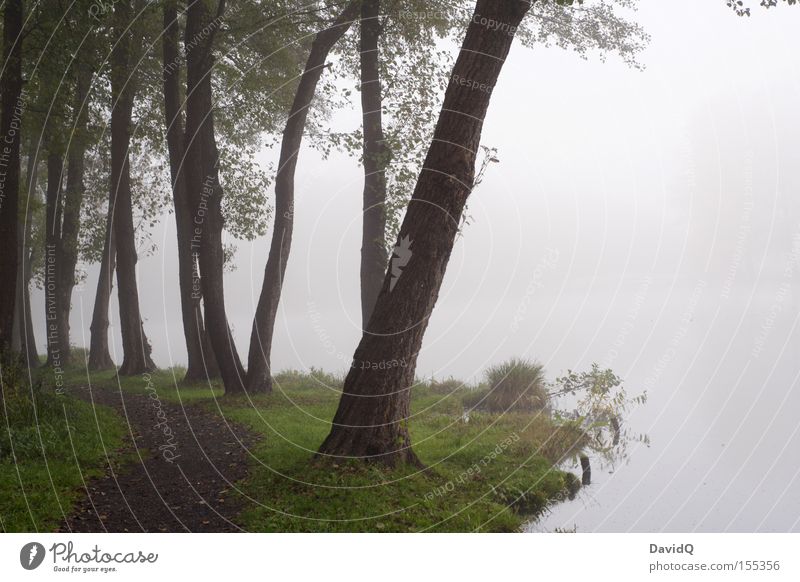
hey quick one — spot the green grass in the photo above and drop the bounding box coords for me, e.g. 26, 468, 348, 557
5, 363, 586, 532
221, 380, 582, 532
0, 360, 126, 532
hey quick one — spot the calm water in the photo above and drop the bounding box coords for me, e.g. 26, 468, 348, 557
528, 294, 800, 532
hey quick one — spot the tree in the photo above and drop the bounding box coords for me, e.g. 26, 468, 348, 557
160, 0, 302, 385
183, 0, 248, 392
29, 2, 89, 370
83, 4, 168, 373
317, 0, 535, 466
15, 139, 41, 367
246, 0, 362, 394
108, 0, 300, 387
358, 0, 389, 328
319, 1, 459, 328
727, 0, 797, 16
0, 0, 24, 350
43, 65, 91, 369
88, 194, 117, 370
162, 0, 220, 382
325, 0, 646, 330
43, 151, 64, 366
21, 0, 100, 369
317, 0, 648, 466
110, 0, 156, 375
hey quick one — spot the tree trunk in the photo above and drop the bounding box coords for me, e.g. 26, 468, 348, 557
21, 244, 39, 366
0, 0, 24, 350
246, 0, 361, 394
55, 133, 85, 368
184, 0, 245, 393
18, 141, 41, 366
162, 0, 219, 383
580, 454, 592, 486
44, 153, 64, 367
88, 201, 116, 371
12, 143, 35, 354
112, 0, 155, 375
359, 0, 388, 329
12, 236, 22, 352
317, 0, 532, 466
45, 68, 90, 369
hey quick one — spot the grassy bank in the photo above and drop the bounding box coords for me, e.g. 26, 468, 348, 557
44, 365, 585, 532
0, 360, 126, 532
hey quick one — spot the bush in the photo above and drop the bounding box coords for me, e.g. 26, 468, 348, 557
482, 358, 548, 413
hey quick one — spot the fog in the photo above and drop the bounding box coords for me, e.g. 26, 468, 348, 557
33, 0, 800, 531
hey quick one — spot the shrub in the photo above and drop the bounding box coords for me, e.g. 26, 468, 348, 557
550, 363, 648, 465
482, 358, 548, 413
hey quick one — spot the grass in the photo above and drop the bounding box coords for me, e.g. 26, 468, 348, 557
3, 360, 587, 533
464, 358, 549, 413
226, 395, 582, 532
0, 357, 126, 532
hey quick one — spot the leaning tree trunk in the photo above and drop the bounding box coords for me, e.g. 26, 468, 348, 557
246, 0, 361, 394
44, 153, 64, 367
317, 0, 532, 466
162, 0, 219, 383
359, 0, 389, 329
88, 202, 116, 371
0, 0, 24, 350
112, 0, 155, 375
184, 0, 245, 393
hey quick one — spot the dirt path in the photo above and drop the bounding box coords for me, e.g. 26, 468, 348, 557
60, 384, 256, 533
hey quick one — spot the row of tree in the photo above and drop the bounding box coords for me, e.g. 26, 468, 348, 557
0, 0, 661, 464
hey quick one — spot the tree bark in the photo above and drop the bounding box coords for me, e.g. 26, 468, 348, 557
184, 0, 245, 393
162, 0, 219, 383
580, 454, 592, 486
0, 0, 24, 350
88, 200, 116, 370
317, 0, 531, 466
246, 0, 361, 394
55, 132, 85, 368
12, 143, 36, 356
43, 68, 90, 369
16, 144, 39, 366
44, 153, 64, 367
112, 0, 155, 375
21, 244, 38, 365
12, 236, 22, 352
359, 0, 388, 329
